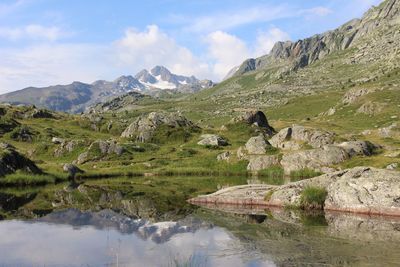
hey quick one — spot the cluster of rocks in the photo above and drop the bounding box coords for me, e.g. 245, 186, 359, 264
121, 111, 195, 142
76, 140, 125, 164
52, 137, 84, 157
0, 143, 42, 177
232, 121, 379, 174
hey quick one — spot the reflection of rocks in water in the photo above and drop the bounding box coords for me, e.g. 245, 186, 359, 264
325, 211, 400, 242
0, 191, 37, 212
38, 209, 212, 244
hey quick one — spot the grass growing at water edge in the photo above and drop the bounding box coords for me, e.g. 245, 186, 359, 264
300, 186, 328, 210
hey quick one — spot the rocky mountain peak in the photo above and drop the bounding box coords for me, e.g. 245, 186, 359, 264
229, 0, 400, 78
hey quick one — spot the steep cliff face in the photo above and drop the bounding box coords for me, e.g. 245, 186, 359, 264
231, 0, 400, 77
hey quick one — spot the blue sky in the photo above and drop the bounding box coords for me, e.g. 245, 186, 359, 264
0, 0, 382, 93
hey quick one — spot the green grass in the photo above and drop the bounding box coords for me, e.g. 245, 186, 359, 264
290, 169, 322, 182
0, 172, 67, 187
300, 186, 328, 210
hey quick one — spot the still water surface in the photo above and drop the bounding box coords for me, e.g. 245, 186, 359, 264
0, 207, 400, 267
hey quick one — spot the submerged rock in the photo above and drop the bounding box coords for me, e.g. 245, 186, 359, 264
63, 164, 84, 178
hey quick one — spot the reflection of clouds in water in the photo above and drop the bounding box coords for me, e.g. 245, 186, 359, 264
0, 220, 275, 267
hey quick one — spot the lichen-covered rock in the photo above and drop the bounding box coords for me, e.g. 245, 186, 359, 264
198, 134, 228, 147
356, 101, 385, 115
247, 155, 280, 171
121, 112, 194, 142
0, 144, 42, 177
336, 140, 378, 157
76, 140, 125, 164
270, 125, 335, 150
280, 145, 349, 174
245, 135, 271, 155
217, 151, 231, 161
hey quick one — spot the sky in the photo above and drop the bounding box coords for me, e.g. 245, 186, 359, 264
0, 0, 383, 93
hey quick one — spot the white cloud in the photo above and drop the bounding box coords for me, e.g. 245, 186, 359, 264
0, 23, 291, 93
300, 7, 333, 17
205, 31, 250, 79
183, 4, 292, 33
254, 27, 290, 56
0, 24, 67, 41
113, 25, 211, 79
0, 44, 111, 93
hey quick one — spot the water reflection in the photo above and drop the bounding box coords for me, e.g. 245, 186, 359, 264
0, 209, 275, 267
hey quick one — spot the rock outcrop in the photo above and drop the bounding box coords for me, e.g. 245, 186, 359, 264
77, 140, 124, 164
121, 112, 194, 142
190, 167, 400, 216
234, 110, 275, 136
280, 146, 349, 174
0, 143, 42, 177
269, 125, 335, 150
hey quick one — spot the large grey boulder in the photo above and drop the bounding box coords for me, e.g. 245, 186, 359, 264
324, 167, 400, 215
247, 155, 280, 172
121, 112, 194, 142
245, 135, 271, 155
280, 145, 349, 174
336, 140, 377, 157
198, 134, 228, 147
269, 125, 335, 150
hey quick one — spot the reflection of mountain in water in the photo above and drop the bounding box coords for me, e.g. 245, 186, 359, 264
36, 209, 212, 243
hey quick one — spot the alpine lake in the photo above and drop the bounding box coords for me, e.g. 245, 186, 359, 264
0, 175, 400, 267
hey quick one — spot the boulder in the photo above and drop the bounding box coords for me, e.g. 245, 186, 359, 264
280, 145, 350, 174
51, 137, 65, 144
0, 145, 42, 177
63, 163, 84, 178
386, 163, 398, 170
336, 140, 377, 157
342, 88, 374, 104
30, 109, 55, 119
245, 135, 271, 155
234, 110, 275, 136
378, 123, 398, 138
54, 140, 83, 157
121, 111, 194, 142
269, 125, 335, 150
247, 155, 280, 172
198, 134, 228, 147
217, 151, 231, 161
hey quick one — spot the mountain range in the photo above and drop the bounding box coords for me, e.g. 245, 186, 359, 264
0, 66, 214, 113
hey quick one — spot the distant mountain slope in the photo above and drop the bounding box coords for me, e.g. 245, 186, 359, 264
229, 0, 399, 78
192, 0, 400, 114
0, 66, 214, 113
